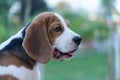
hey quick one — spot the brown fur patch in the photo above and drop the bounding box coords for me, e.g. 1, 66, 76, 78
0, 51, 35, 69
0, 75, 18, 80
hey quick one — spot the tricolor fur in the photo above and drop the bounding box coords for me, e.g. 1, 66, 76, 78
0, 12, 82, 80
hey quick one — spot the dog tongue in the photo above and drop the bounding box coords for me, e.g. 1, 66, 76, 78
67, 49, 77, 56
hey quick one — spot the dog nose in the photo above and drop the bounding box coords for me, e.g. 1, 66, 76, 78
73, 36, 82, 45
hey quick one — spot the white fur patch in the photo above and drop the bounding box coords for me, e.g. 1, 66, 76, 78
54, 13, 80, 53
0, 63, 40, 80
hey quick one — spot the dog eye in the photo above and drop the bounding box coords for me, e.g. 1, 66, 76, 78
53, 25, 62, 32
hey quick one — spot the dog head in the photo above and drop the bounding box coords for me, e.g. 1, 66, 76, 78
23, 12, 82, 63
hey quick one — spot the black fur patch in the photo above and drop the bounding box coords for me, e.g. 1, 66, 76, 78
0, 38, 23, 52
0, 22, 31, 53
0, 23, 35, 66
22, 23, 31, 38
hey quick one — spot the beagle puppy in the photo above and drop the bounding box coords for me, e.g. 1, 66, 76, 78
0, 12, 82, 80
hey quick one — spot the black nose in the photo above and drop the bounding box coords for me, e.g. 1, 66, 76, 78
73, 36, 82, 45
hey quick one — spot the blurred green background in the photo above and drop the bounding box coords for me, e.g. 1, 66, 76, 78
0, 0, 120, 80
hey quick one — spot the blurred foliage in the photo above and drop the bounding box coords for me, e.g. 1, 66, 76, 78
0, 0, 15, 12
0, 0, 16, 42
101, 0, 115, 18
0, 24, 6, 42
63, 12, 110, 41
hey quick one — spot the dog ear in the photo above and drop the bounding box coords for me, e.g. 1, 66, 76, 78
22, 17, 54, 64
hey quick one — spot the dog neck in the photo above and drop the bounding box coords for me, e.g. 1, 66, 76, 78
0, 23, 36, 69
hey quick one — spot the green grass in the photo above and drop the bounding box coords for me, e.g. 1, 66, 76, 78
44, 51, 108, 80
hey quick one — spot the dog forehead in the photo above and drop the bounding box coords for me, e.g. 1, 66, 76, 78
40, 12, 68, 30
53, 13, 68, 28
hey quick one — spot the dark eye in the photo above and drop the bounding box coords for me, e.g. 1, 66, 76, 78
53, 25, 62, 32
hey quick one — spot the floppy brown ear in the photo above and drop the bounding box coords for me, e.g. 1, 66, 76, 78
22, 19, 54, 63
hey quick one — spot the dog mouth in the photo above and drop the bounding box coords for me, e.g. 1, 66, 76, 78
53, 48, 77, 61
